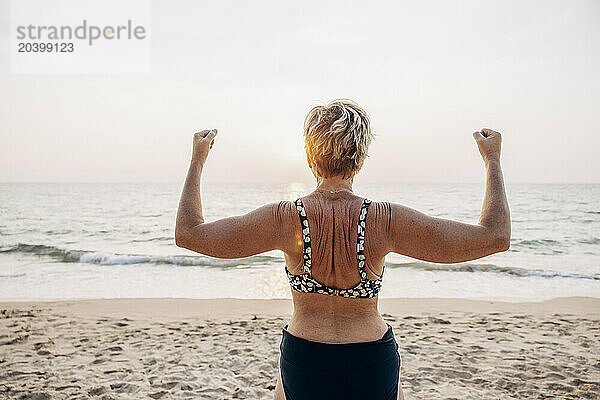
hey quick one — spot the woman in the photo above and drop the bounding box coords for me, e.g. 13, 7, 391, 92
175, 99, 511, 400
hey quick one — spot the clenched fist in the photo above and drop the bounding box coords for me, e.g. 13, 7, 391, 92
473, 128, 502, 164
192, 129, 218, 164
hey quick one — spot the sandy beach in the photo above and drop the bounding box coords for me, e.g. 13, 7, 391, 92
0, 297, 598, 400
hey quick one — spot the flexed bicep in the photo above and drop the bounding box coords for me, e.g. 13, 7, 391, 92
385, 202, 509, 264
175, 203, 285, 259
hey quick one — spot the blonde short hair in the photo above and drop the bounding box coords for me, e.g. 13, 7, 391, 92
303, 99, 374, 178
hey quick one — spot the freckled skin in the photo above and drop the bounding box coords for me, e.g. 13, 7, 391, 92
176, 128, 510, 400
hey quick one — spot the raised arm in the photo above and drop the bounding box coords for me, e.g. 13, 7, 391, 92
175, 129, 286, 258
385, 128, 511, 263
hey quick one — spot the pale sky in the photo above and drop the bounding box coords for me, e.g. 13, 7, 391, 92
1, 0, 599, 183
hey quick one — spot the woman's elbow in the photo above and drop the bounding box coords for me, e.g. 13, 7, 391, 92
175, 227, 211, 255
175, 227, 194, 249
174, 231, 188, 249
491, 233, 511, 253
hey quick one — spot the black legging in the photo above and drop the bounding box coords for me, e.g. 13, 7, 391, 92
279, 323, 401, 400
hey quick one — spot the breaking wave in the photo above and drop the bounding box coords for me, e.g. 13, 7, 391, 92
0, 243, 278, 269
2, 243, 598, 280
385, 261, 599, 280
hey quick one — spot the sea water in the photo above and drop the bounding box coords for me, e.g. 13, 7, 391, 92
0, 182, 598, 301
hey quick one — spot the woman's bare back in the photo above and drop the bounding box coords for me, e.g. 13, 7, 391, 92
282, 190, 391, 343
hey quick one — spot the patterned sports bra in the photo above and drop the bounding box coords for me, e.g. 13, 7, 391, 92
285, 198, 384, 298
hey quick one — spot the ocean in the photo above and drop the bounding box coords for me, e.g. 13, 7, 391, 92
0, 182, 598, 302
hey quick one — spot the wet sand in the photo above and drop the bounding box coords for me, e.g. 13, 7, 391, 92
0, 297, 598, 399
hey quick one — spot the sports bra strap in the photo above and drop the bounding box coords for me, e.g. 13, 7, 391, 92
356, 198, 372, 279
294, 199, 312, 274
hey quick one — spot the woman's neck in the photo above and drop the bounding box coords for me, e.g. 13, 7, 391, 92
314, 175, 354, 194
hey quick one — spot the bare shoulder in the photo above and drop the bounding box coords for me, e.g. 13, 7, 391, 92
272, 200, 298, 220
254, 200, 299, 236
363, 199, 437, 256
365, 199, 392, 214
273, 200, 303, 257
272, 199, 301, 231
364, 200, 394, 229
368, 200, 428, 226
